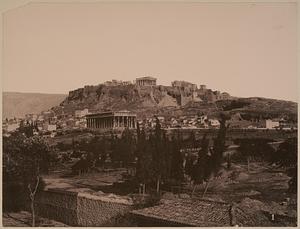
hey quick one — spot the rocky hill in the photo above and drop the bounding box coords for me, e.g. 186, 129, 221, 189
3, 92, 67, 119
52, 84, 297, 121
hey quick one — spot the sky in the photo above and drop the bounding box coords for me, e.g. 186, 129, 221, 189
3, 2, 298, 101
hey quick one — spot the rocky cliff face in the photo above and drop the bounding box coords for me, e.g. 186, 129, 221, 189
53, 84, 297, 121
57, 84, 199, 117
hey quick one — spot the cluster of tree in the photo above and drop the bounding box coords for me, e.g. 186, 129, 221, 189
67, 113, 232, 196
266, 138, 297, 193
184, 113, 230, 197
3, 131, 54, 226
135, 118, 185, 195
233, 137, 297, 193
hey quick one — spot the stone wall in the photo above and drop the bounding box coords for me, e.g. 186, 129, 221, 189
35, 189, 78, 226
34, 189, 134, 226
77, 193, 134, 226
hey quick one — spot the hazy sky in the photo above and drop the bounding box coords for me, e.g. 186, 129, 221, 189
3, 2, 297, 101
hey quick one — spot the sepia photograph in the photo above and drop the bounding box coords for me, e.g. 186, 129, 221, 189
1, 0, 298, 227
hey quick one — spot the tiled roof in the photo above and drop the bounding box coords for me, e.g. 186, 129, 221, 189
131, 198, 232, 226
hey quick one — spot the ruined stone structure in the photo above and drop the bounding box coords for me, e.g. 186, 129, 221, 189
104, 80, 132, 86
171, 81, 197, 91
86, 111, 137, 130
136, 77, 157, 86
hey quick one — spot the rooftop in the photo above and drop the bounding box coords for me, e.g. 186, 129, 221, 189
131, 198, 273, 227
86, 110, 136, 118
131, 198, 232, 226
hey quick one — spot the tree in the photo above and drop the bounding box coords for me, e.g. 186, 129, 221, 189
135, 124, 154, 194
3, 132, 51, 226
267, 138, 297, 193
236, 138, 274, 172
190, 134, 210, 195
169, 136, 184, 182
190, 113, 229, 197
152, 117, 168, 194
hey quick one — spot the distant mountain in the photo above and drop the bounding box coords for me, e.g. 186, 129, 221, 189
3, 92, 67, 119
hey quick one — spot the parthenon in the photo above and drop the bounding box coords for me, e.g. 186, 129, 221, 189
86, 111, 137, 130
136, 76, 157, 86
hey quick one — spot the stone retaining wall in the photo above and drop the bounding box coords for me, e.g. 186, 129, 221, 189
34, 189, 134, 226
35, 189, 78, 226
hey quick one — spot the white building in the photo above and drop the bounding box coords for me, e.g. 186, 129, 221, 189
7, 123, 19, 132
265, 119, 280, 129
44, 124, 57, 131
209, 119, 220, 128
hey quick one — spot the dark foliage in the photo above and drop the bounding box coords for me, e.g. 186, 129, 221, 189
3, 132, 51, 212
223, 100, 250, 111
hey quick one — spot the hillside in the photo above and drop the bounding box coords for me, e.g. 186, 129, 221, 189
3, 92, 67, 119
52, 84, 297, 121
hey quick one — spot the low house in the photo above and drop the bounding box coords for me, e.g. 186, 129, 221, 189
44, 124, 57, 132
265, 119, 280, 129
209, 119, 220, 128
6, 123, 19, 132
